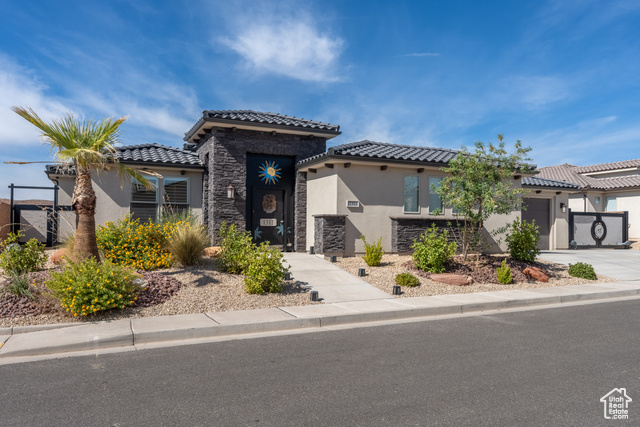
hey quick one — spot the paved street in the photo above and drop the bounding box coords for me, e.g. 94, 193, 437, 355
1, 299, 638, 426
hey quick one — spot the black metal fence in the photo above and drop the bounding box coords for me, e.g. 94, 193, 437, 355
569, 210, 629, 248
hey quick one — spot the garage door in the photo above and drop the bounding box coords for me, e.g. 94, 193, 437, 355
522, 198, 550, 250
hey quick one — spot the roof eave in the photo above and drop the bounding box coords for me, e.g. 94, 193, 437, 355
184, 117, 341, 143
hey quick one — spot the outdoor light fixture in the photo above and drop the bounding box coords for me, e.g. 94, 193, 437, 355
560, 202, 567, 213
310, 291, 319, 301
226, 184, 235, 199
358, 268, 366, 277
330, 255, 337, 262
392, 285, 402, 296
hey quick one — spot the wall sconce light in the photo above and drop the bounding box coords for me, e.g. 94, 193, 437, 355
226, 184, 235, 199
560, 202, 567, 213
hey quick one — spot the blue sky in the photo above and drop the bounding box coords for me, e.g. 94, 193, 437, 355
2, 0, 640, 200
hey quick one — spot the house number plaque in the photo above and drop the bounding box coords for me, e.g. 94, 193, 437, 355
260, 218, 278, 227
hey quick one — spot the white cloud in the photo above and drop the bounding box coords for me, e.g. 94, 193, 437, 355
0, 54, 69, 148
502, 75, 571, 109
524, 116, 640, 166
219, 7, 344, 82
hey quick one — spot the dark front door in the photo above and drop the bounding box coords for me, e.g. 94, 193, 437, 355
252, 188, 285, 247
522, 198, 550, 250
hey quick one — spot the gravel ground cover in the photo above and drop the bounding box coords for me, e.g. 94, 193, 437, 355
335, 254, 617, 298
0, 252, 317, 328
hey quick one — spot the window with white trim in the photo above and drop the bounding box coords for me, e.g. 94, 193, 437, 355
404, 175, 419, 213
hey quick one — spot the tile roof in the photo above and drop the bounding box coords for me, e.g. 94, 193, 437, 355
298, 140, 460, 166
184, 110, 341, 141
574, 159, 640, 174
115, 143, 202, 167
45, 144, 202, 175
521, 176, 579, 189
537, 163, 640, 190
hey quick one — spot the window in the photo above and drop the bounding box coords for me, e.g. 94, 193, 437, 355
131, 177, 158, 222
403, 175, 419, 213
605, 197, 617, 212
163, 178, 189, 214
429, 177, 443, 214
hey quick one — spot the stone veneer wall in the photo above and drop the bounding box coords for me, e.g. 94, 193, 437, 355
197, 127, 326, 245
391, 217, 465, 253
313, 214, 346, 255
294, 171, 308, 252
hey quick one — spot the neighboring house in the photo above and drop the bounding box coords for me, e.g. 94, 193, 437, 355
43, 109, 574, 254
537, 160, 640, 237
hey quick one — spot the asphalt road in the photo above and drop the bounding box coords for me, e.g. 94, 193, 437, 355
1, 299, 638, 426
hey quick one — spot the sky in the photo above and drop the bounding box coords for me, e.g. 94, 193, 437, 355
2, 0, 640, 200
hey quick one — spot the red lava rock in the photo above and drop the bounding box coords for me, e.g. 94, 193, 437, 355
430, 273, 474, 286
50, 248, 68, 265
523, 266, 549, 282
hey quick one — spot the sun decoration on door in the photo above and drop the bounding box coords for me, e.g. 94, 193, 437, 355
258, 160, 281, 185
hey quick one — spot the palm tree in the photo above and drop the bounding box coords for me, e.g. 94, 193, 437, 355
11, 107, 152, 261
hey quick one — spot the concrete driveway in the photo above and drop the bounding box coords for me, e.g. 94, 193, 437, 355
539, 249, 640, 281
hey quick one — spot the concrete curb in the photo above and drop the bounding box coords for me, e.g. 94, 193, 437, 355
1, 283, 639, 360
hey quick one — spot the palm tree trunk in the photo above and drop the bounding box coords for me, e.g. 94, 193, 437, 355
71, 167, 101, 261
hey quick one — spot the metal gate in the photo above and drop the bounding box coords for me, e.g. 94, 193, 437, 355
569, 210, 628, 248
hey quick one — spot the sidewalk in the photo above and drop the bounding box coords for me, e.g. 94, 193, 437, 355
2, 281, 639, 363
283, 253, 390, 302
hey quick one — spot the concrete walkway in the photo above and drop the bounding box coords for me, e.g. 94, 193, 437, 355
283, 253, 390, 303
539, 249, 640, 281
1, 281, 639, 363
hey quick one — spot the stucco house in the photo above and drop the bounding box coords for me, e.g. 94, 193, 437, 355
537, 160, 640, 238
46, 109, 573, 255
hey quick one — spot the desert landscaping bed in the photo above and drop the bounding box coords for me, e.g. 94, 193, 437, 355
0, 253, 317, 328
1, 251, 616, 328
335, 254, 616, 298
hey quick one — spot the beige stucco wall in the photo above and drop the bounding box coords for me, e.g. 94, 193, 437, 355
49, 166, 203, 238
306, 168, 338, 249
605, 190, 640, 237
305, 161, 526, 256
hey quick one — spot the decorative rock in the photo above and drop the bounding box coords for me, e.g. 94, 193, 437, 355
523, 266, 549, 282
430, 273, 473, 286
204, 246, 222, 258
50, 248, 68, 265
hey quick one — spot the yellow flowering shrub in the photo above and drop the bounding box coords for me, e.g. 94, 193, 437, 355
46, 257, 142, 316
96, 215, 179, 270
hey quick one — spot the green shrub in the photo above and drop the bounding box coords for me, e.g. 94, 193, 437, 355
96, 215, 176, 270
411, 224, 457, 273
361, 234, 384, 266
496, 259, 513, 284
505, 217, 540, 263
2, 273, 34, 299
244, 243, 289, 294
216, 222, 255, 274
46, 257, 142, 317
0, 231, 47, 275
395, 272, 420, 287
568, 262, 597, 280
167, 223, 208, 266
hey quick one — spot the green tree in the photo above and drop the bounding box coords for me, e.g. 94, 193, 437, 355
436, 135, 532, 261
11, 107, 152, 261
